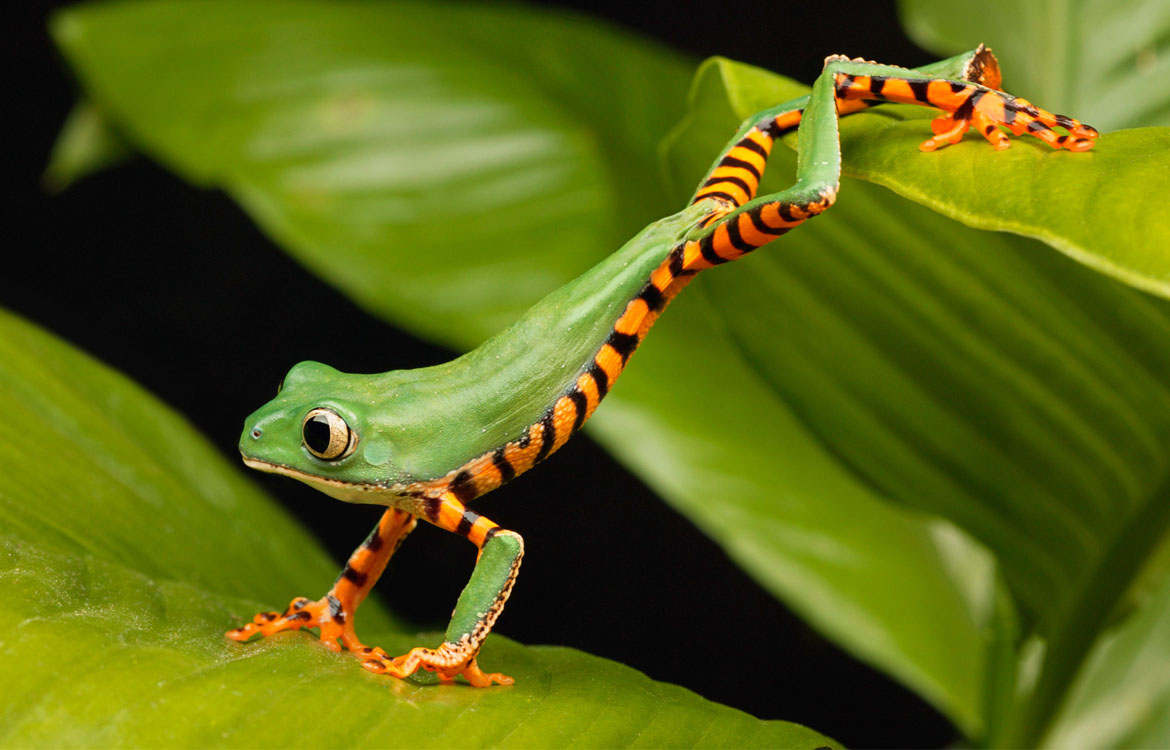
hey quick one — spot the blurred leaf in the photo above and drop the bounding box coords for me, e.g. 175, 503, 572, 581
898, 0, 1170, 130
50, 0, 692, 346
43, 100, 132, 192
1042, 530, 1170, 748
0, 308, 837, 748
667, 57, 1170, 746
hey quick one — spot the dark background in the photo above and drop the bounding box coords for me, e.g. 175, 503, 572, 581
8, 1, 953, 746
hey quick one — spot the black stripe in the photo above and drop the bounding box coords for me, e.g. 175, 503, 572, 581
836, 73, 856, 98
718, 155, 762, 181
868, 75, 886, 96
725, 214, 754, 253
607, 331, 639, 363
749, 207, 789, 236
1054, 114, 1076, 130
638, 283, 666, 313
589, 362, 610, 399
327, 594, 343, 621
953, 88, 984, 122
449, 469, 477, 503
1027, 119, 1052, 133
483, 527, 500, 545
568, 390, 589, 433
516, 429, 531, 449
535, 412, 557, 462
455, 511, 476, 538
668, 245, 685, 277
491, 446, 516, 483
906, 79, 931, 103
701, 174, 753, 197
342, 565, 368, 588
698, 233, 728, 265
949, 81, 968, 95
759, 117, 784, 139
695, 190, 740, 206
778, 203, 798, 223
737, 137, 769, 160
1002, 98, 1018, 127
423, 494, 441, 522
362, 525, 384, 552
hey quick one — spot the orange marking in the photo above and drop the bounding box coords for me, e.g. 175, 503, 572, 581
695, 180, 750, 205
649, 263, 674, 292
681, 239, 708, 270
773, 110, 802, 130
503, 424, 544, 475
468, 516, 499, 548
576, 372, 601, 416
727, 145, 767, 174
746, 128, 774, 153
735, 211, 773, 247
710, 224, 741, 261
760, 202, 804, 229
926, 79, 967, 110
614, 298, 649, 336
595, 344, 624, 385
711, 164, 760, 190
551, 396, 577, 452
436, 493, 466, 533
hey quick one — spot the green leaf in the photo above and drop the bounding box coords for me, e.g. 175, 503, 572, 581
43, 100, 132, 192
897, 0, 1170, 130
668, 57, 1170, 746
0, 307, 837, 748
50, 0, 693, 347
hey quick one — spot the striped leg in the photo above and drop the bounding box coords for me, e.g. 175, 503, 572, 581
226, 508, 415, 653
679, 47, 1098, 269
688, 46, 1013, 230
361, 492, 523, 687
829, 57, 1098, 152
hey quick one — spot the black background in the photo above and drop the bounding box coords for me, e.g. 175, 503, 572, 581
8, 1, 955, 746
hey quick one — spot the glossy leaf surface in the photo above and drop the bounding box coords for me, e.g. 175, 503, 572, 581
0, 308, 836, 748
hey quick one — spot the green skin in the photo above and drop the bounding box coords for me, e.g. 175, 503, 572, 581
237, 49, 1001, 673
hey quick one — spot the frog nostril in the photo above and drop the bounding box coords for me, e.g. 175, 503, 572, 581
251, 428, 263, 439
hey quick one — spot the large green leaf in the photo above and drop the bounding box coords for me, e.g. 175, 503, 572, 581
668, 57, 1170, 746
49, 0, 1002, 737
0, 307, 837, 748
49, 0, 692, 348
898, 0, 1170, 131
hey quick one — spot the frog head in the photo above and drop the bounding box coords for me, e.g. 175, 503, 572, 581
239, 360, 413, 503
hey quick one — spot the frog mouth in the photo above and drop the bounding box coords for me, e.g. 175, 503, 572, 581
241, 456, 397, 504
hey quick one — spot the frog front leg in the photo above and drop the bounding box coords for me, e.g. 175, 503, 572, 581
226, 507, 415, 653
360, 491, 522, 687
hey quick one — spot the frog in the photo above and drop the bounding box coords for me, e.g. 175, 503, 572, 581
227, 45, 1098, 686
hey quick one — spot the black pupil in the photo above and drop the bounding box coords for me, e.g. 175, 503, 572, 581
304, 415, 334, 455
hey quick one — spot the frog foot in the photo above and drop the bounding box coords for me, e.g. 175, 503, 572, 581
226, 595, 364, 653
920, 94, 1099, 152
358, 643, 514, 687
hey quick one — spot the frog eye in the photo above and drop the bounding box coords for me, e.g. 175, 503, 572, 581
302, 408, 357, 460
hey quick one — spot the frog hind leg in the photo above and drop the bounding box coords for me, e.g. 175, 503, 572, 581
829, 54, 1099, 152
360, 492, 522, 687
226, 508, 415, 654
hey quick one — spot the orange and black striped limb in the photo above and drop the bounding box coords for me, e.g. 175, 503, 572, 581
831, 67, 1098, 151
225, 508, 415, 652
